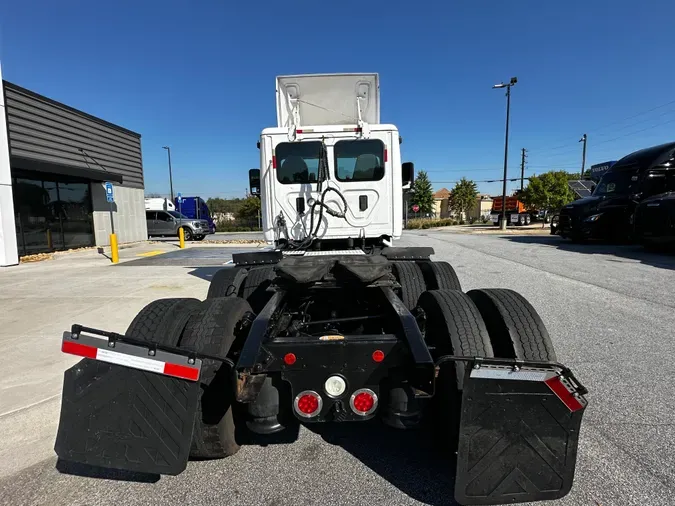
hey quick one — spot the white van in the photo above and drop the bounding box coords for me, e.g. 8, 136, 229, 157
145, 198, 175, 212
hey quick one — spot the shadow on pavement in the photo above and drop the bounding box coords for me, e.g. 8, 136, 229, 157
55, 458, 160, 483
186, 266, 229, 283
306, 421, 459, 506
503, 234, 675, 271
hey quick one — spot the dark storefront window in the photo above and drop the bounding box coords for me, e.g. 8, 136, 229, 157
13, 172, 94, 256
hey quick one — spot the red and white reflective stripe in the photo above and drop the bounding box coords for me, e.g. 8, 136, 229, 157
545, 376, 584, 412
62, 340, 200, 381
470, 367, 584, 413
470, 368, 548, 382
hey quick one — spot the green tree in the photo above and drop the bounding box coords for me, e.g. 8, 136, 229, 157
409, 170, 435, 214
237, 196, 261, 220
520, 170, 575, 219
449, 178, 478, 221
207, 197, 245, 215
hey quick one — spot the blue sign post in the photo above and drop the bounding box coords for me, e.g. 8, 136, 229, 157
176, 192, 183, 246
104, 182, 115, 234
104, 182, 118, 263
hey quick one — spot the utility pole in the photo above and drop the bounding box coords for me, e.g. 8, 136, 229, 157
520, 148, 527, 191
162, 146, 174, 202
493, 77, 518, 230
579, 134, 587, 178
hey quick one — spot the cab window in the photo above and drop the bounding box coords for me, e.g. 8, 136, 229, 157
275, 142, 323, 184
334, 139, 385, 182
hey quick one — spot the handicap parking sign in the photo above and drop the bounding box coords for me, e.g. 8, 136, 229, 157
105, 182, 114, 203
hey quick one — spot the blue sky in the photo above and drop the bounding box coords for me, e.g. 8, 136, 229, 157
2, 0, 675, 198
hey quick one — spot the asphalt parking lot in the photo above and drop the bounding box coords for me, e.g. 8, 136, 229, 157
1, 230, 674, 506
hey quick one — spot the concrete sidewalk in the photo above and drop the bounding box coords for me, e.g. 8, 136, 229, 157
0, 242, 245, 478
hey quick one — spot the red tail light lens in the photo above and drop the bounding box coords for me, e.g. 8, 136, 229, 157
372, 350, 385, 363
350, 388, 378, 416
283, 353, 296, 365
294, 390, 323, 418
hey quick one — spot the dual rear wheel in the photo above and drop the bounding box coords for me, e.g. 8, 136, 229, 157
392, 259, 556, 444
416, 285, 555, 448
207, 265, 274, 313
125, 295, 255, 459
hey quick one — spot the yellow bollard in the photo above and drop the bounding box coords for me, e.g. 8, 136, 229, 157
46, 229, 53, 250
110, 233, 119, 264
179, 227, 185, 249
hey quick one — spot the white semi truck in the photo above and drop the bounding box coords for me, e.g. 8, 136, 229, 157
53, 74, 587, 505
254, 73, 412, 249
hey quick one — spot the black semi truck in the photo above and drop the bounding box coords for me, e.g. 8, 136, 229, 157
556, 141, 675, 242
634, 184, 675, 250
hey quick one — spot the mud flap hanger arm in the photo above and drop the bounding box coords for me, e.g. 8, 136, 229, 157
435, 354, 588, 396
68, 324, 237, 368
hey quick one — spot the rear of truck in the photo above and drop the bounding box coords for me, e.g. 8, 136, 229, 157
52, 73, 587, 505
490, 197, 531, 226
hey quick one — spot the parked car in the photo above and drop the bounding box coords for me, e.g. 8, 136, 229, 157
146, 210, 209, 241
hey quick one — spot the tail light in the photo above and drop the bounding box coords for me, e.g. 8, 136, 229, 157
350, 388, 378, 416
294, 390, 323, 418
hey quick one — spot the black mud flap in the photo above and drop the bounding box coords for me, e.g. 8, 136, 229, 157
55, 359, 200, 476
454, 364, 586, 505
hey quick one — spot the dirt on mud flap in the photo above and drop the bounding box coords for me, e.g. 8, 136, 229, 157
453, 361, 587, 505
54, 330, 203, 475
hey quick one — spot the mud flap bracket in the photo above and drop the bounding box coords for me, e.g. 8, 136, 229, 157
454, 364, 586, 505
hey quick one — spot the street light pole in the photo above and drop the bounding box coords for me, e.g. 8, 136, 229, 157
162, 146, 174, 202
493, 77, 517, 230
579, 134, 587, 178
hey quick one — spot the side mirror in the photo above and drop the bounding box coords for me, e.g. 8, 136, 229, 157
249, 169, 261, 196
590, 184, 596, 194
402, 162, 414, 186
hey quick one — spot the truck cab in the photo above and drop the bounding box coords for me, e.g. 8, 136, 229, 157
256, 74, 412, 250
557, 142, 675, 241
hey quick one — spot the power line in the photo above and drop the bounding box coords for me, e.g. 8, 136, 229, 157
424, 168, 512, 173
591, 117, 675, 147
531, 114, 675, 164
528, 98, 675, 154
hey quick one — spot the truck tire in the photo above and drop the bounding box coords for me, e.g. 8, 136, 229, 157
467, 288, 556, 361
207, 267, 246, 299
125, 298, 201, 346
417, 290, 494, 450
240, 266, 274, 313
391, 261, 426, 310
179, 297, 253, 459
417, 261, 462, 291
418, 290, 493, 388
